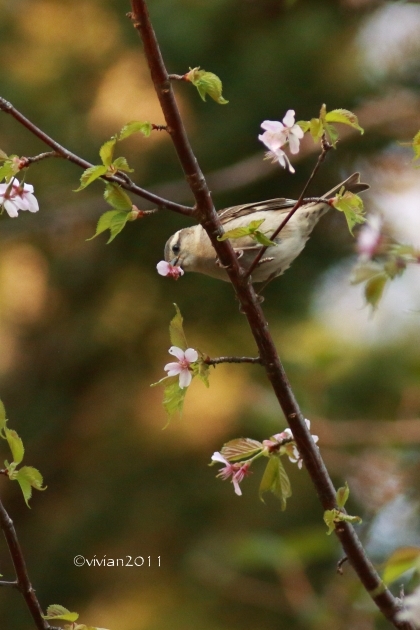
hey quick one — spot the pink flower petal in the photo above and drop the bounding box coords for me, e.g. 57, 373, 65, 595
164, 362, 183, 375
211, 451, 229, 465
168, 346, 185, 361
288, 132, 301, 155
260, 120, 284, 133
156, 261, 171, 276
184, 348, 198, 363
232, 479, 242, 496
282, 109, 296, 127
178, 368, 192, 388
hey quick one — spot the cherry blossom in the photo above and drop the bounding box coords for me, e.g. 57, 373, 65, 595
0, 178, 39, 218
164, 346, 198, 388
357, 214, 383, 260
211, 452, 251, 496
156, 260, 184, 279
259, 110, 304, 173
263, 419, 318, 469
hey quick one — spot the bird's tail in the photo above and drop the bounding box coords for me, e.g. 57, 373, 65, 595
321, 172, 370, 199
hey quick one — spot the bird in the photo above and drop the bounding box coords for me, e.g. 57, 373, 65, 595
164, 173, 369, 286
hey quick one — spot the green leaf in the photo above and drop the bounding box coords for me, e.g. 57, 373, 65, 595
383, 547, 420, 585
309, 117, 324, 142
221, 438, 263, 462
0, 399, 6, 434
162, 378, 187, 421
365, 273, 388, 309
43, 605, 79, 622
5, 428, 24, 465
0, 148, 8, 160
15, 466, 46, 507
411, 130, 420, 161
192, 359, 210, 388
323, 508, 362, 535
75, 165, 108, 191
217, 219, 265, 241
332, 189, 365, 234
99, 139, 117, 167
0, 161, 17, 183
253, 231, 277, 247
186, 67, 228, 105
259, 456, 292, 510
111, 156, 134, 173
351, 264, 383, 285
169, 304, 188, 351
336, 482, 349, 508
296, 120, 310, 133
103, 183, 132, 211
86, 210, 131, 244
325, 108, 364, 134
119, 120, 153, 140
324, 122, 339, 146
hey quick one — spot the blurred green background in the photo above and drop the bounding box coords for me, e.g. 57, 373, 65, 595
1, 0, 420, 628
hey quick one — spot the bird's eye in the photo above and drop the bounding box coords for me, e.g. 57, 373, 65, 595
172, 244, 180, 254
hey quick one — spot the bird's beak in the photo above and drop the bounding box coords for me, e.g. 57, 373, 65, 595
170, 256, 181, 267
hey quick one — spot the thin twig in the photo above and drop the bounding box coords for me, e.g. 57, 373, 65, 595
245, 136, 332, 279
0, 499, 50, 630
0, 96, 193, 217
168, 74, 186, 81
205, 356, 262, 365
0, 579, 19, 588
18, 152, 60, 167
129, 3, 415, 628
337, 556, 348, 575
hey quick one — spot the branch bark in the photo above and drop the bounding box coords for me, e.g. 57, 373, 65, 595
0, 96, 193, 217
0, 499, 50, 630
129, 2, 413, 627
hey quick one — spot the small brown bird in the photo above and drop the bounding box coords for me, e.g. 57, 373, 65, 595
164, 173, 369, 285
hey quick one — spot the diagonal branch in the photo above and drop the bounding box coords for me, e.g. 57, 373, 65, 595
205, 356, 262, 365
0, 96, 193, 217
129, 2, 414, 627
0, 499, 50, 630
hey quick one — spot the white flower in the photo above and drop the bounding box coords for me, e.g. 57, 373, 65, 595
156, 260, 184, 279
397, 586, 420, 627
269, 419, 318, 469
0, 178, 39, 218
265, 148, 296, 173
259, 109, 304, 158
164, 346, 198, 388
211, 451, 251, 496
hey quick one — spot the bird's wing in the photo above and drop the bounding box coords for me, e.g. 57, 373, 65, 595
218, 198, 295, 224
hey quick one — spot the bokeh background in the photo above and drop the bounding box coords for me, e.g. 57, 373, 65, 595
0, 0, 420, 628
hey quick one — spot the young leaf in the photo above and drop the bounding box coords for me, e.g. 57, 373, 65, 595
185, 67, 228, 105
43, 605, 79, 622
192, 359, 210, 388
253, 231, 277, 247
111, 156, 134, 173
0, 161, 17, 183
86, 210, 131, 244
323, 508, 362, 535
75, 165, 108, 191
169, 304, 188, 351
0, 399, 6, 434
221, 438, 263, 462
325, 109, 364, 134
15, 466, 46, 507
365, 273, 388, 309
103, 183, 132, 211
383, 547, 420, 585
308, 117, 324, 142
99, 138, 117, 167
336, 482, 349, 508
217, 219, 265, 241
259, 456, 292, 510
119, 121, 153, 140
162, 378, 187, 421
351, 264, 383, 285
331, 189, 365, 234
4, 428, 24, 465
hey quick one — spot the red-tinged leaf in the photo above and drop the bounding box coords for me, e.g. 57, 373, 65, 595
221, 438, 263, 462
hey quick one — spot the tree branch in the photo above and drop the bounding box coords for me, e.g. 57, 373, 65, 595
129, 2, 414, 627
205, 356, 261, 365
0, 499, 50, 630
0, 96, 193, 217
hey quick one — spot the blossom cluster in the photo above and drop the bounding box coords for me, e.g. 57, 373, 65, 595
211, 419, 319, 497
0, 178, 39, 217
258, 110, 304, 173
